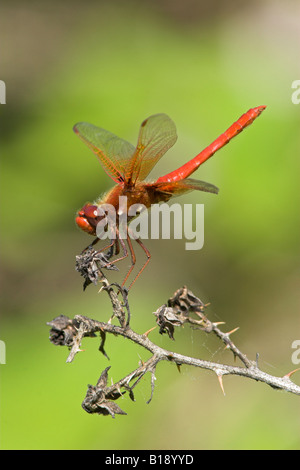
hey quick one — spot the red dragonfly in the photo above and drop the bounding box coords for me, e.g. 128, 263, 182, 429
74, 106, 266, 289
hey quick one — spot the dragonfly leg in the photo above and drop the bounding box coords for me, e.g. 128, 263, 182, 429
127, 237, 151, 290
101, 228, 129, 268
81, 236, 100, 254
81, 236, 116, 260
121, 228, 136, 288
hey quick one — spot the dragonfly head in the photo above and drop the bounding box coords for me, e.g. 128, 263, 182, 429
76, 203, 99, 235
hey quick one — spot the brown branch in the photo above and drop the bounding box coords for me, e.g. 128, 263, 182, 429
47, 262, 300, 417
64, 312, 300, 396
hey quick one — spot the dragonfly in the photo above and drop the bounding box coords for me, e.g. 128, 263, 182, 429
74, 105, 266, 289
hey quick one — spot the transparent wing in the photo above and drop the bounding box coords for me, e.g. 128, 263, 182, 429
73, 122, 136, 183
154, 178, 219, 196
125, 114, 178, 183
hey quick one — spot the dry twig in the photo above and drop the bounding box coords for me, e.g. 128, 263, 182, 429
47, 255, 300, 417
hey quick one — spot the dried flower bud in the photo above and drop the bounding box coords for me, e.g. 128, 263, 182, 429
168, 286, 206, 316
47, 315, 96, 347
81, 367, 127, 418
47, 315, 79, 346
76, 248, 118, 290
153, 305, 184, 340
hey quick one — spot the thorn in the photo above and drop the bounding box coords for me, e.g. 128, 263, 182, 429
176, 363, 181, 373
213, 321, 226, 327
116, 383, 122, 397
225, 326, 239, 336
217, 373, 226, 396
283, 368, 300, 380
143, 326, 157, 337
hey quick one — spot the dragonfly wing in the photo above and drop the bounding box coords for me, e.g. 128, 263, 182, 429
125, 114, 178, 183
154, 178, 219, 196
74, 122, 136, 183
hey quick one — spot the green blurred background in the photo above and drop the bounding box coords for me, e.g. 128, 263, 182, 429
1, 0, 300, 450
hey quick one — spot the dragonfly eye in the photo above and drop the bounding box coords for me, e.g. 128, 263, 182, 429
75, 215, 96, 235
76, 204, 99, 235
82, 204, 98, 219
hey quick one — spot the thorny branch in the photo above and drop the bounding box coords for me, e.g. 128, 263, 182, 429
47, 250, 300, 418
